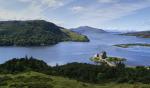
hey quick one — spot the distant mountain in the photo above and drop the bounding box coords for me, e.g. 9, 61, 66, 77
71, 26, 106, 34
122, 31, 150, 38
0, 20, 89, 46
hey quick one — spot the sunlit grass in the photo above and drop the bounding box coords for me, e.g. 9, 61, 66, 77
0, 71, 150, 88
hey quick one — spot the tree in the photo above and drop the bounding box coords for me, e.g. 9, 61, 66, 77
107, 57, 126, 65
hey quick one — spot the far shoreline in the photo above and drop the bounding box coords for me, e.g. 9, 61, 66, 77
114, 43, 150, 48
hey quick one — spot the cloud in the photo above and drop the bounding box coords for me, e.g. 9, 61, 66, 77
0, 0, 44, 20
71, 6, 84, 13
97, 0, 118, 3
70, 0, 150, 27
41, 0, 64, 7
17, 0, 64, 8
0, 0, 70, 20
17, 0, 31, 2
0, 0, 150, 31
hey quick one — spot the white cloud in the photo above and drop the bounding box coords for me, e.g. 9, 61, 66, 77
97, 0, 118, 3
17, 0, 64, 8
0, 0, 70, 20
17, 0, 31, 2
0, 0, 150, 31
41, 0, 64, 7
71, 0, 150, 28
71, 6, 84, 13
0, 0, 45, 20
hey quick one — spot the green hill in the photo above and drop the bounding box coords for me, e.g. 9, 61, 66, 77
0, 20, 89, 46
0, 71, 150, 88
0, 57, 150, 88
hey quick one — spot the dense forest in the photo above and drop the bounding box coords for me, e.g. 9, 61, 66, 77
0, 20, 89, 46
0, 57, 150, 85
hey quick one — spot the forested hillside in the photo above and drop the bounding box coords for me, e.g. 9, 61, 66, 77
0, 57, 150, 84
0, 20, 89, 46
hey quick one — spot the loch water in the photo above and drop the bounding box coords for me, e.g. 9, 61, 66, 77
0, 32, 150, 66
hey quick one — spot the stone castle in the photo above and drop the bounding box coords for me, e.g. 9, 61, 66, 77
94, 51, 107, 60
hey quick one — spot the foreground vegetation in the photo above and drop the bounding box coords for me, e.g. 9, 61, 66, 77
0, 57, 150, 88
114, 43, 150, 48
1, 71, 150, 88
0, 20, 89, 46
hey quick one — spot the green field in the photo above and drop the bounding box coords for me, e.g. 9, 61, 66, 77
0, 71, 150, 88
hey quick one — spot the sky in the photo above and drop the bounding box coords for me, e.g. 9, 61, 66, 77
0, 0, 150, 31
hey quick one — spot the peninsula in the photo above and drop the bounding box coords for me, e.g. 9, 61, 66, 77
0, 20, 89, 46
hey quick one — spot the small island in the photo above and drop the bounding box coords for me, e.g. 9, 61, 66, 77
114, 43, 150, 48
90, 51, 126, 66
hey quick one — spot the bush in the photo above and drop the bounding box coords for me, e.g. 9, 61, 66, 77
0, 76, 12, 86
116, 77, 129, 83
0, 56, 52, 74
128, 80, 134, 84
9, 82, 53, 88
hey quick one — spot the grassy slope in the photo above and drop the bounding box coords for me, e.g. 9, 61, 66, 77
0, 71, 150, 88
62, 29, 89, 42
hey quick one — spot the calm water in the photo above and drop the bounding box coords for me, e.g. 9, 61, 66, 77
0, 32, 150, 66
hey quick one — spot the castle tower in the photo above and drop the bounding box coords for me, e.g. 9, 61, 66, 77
100, 51, 107, 59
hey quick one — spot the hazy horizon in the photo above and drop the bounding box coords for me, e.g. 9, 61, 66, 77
0, 0, 150, 31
